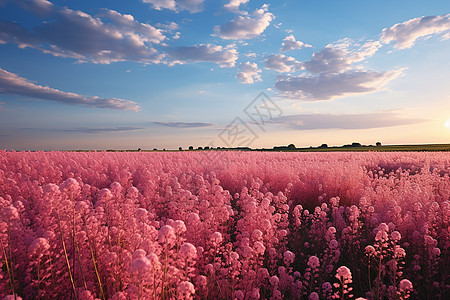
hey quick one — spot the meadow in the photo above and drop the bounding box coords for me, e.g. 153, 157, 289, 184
0, 151, 448, 299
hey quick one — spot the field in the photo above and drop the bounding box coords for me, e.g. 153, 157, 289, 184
0, 151, 448, 299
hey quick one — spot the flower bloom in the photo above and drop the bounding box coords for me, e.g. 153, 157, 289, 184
399, 279, 413, 292
308, 255, 320, 269
335, 266, 352, 281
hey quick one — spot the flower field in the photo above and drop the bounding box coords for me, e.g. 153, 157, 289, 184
0, 151, 448, 299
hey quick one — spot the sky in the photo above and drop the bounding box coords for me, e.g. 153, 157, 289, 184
0, 0, 449, 150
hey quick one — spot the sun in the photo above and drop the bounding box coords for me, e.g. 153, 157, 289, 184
445, 118, 450, 130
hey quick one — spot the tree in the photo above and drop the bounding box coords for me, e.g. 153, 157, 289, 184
179, 147, 182, 151
138, 148, 142, 151
376, 142, 382, 147
189, 146, 194, 151
198, 146, 203, 150
319, 144, 328, 148
287, 144, 296, 149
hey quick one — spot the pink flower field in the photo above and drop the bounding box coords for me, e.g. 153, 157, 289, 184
0, 151, 448, 299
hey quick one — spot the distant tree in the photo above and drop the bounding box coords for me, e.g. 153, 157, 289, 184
163, 148, 166, 151
352, 142, 362, 147
198, 146, 203, 150
319, 143, 328, 148
204, 146, 210, 150
376, 142, 382, 147
287, 144, 296, 149
153, 148, 157, 151
179, 147, 182, 151
189, 146, 194, 150
138, 148, 142, 151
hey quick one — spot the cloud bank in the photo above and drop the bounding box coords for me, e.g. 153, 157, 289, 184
381, 14, 450, 49
0, 67, 140, 110
270, 111, 426, 130
265, 54, 303, 73
142, 0, 204, 13
169, 44, 238, 67
0, 0, 165, 64
275, 69, 402, 100
153, 121, 215, 128
214, 5, 274, 40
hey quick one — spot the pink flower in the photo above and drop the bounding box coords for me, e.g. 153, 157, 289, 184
29, 237, 50, 255
211, 232, 223, 245
253, 241, 266, 255
283, 250, 295, 265
399, 279, 413, 292
269, 275, 279, 286
180, 242, 197, 260
177, 281, 195, 298
391, 231, 401, 241
130, 256, 152, 272
158, 225, 176, 246
335, 266, 352, 281
308, 255, 320, 269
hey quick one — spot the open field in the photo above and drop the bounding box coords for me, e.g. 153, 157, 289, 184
0, 151, 448, 299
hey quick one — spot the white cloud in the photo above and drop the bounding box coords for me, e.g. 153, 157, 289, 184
281, 35, 311, 52
169, 44, 238, 67
142, 0, 204, 13
153, 121, 215, 128
304, 39, 382, 74
173, 32, 181, 39
0, 3, 166, 64
214, 5, 274, 40
269, 111, 426, 130
224, 0, 249, 12
155, 21, 179, 31
236, 62, 261, 84
265, 54, 303, 73
142, 0, 176, 11
275, 69, 403, 101
0, 67, 140, 110
177, 0, 204, 13
380, 14, 450, 49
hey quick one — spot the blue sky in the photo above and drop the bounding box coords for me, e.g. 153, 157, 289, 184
0, 0, 449, 150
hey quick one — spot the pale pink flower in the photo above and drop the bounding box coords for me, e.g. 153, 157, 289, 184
308, 255, 320, 269
180, 242, 197, 260
399, 279, 413, 292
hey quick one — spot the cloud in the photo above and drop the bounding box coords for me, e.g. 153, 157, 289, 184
236, 62, 261, 84
214, 5, 274, 40
275, 69, 403, 100
265, 54, 303, 73
155, 21, 179, 31
281, 35, 311, 52
224, 0, 249, 12
153, 121, 216, 128
269, 111, 426, 130
0, 1, 165, 64
304, 39, 382, 74
0, 67, 140, 110
142, 0, 204, 13
381, 14, 450, 49
58, 127, 145, 133
169, 44, 238, 67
